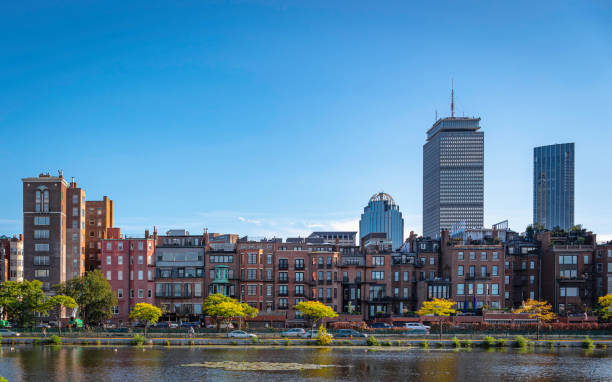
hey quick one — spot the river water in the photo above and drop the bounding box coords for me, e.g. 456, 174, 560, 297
0, 346, 610, 381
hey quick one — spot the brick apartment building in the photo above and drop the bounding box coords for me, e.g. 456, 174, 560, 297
595, 242, 612, 296
538, 230, 599, 314
440, 230, 505, 311
85, 196, 113, 270
66, 179, 86, 280
100, 228, 156, 325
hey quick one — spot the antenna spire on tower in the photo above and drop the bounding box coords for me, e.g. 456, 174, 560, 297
451, 78, 455, 118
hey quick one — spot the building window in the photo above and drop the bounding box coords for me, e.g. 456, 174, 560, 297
529, 275, 535, 284
372, 256, 384, 266
106, 256, 111, 265
492, 252, 499, 260
371, 271, 384, 280
118, 242, 123, 250
34, 243, 49, 252
491, 284, 499, 295
457, 265, 464, 276
457, 284, 464, 295
106, 242, 112, 250
505, 275, 510, 285
248, 253, 257, 264
505, 291, 509, 299
34, 216, 50, 225
118, 271, 123, 280
34, 256, 50, 266
112, 306, 119, 315
530, 291, 535, 299
469, 252, 475, 260
248, 269, 257, 280
584, 255, 589, 265
403, 271, 409, 281
117, 289, 123, 298
481, 252, 487, 261
492, 265, 498, 276
138, 255, 143, 265
34, 269, 49, 278
106, 271, 111, 280
530, 261, 535, 269
457, 252, 464, 260
476, 283, 484, 295
247, 285, 257, 296
138, 289, 143, 298
403, 287, 408, 297
118, 256, 123, 265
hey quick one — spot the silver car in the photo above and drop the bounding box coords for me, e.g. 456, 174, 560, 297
280, 328, 305, 337
227, 330, 257, 338
0, 329, 20, 337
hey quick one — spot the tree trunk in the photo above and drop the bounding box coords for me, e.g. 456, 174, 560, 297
439, 316, 442, 340
58, 311, 62, 337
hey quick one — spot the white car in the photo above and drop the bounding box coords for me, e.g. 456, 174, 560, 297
0, 329, 20, 337
227, 330, 257, 338
280, 328, 305, 337
404, 323, 430, 330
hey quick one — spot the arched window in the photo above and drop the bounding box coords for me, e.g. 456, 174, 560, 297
35, 190, 41, 212
43, 190, 49, 212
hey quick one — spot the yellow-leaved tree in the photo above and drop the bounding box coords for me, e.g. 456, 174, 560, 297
416, 298, 456, 339
202, 294, 259, 332
294, 301, 338, 338
129, 302, 162, 337
598, 294, 612, 321
515, 299, 555, 340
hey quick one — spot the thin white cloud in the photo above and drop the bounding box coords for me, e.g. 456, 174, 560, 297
238, 216, 261, 225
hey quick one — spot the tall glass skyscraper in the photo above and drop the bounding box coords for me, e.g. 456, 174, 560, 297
422, 117, 484, 238
533, 143, 575, 231
359, 192, 404, 250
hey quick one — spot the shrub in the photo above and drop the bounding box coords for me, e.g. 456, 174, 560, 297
95, 339, 101, 346
546, 341, 554, 349
582, 336, 595, 350
452, 337, 460, 348
597, 343, 607, 349
317, 326, 333, 346
461, 339, 472, 348
165, 340, 171, 346
284, 338, 291, 346
33, 338, 41, 345
188, 339, 195, 346
483, 336, 496, 348
345, 340, 354, 346
46, 335, 62, 346
514, 336, 528, 349
382, 341, 392, 347
366, 336, 379, 346
1, 376, 8, 382
231, 341, 237, 346
420, 340, 429, 349
496, 338, 507, 347
395, 340, 401, 347
131, 334, 145, 346
251, 337, 258, 344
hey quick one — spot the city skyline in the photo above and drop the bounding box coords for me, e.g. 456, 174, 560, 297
1, 1, 611, 241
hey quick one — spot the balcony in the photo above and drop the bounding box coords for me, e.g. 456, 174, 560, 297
295, 264, 305, 270
325, 298, 333, 303
294, 279, 305, 283
326, 264, 333, 269
278, 277, 288, 283
278, 264, 288, 270
295, 291, 304, 297
465, 273, 491, 281
278, 291, 288, 297
278, 305, 288, 310
326, 280, 333, 285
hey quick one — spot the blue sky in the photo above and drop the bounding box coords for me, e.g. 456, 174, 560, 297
1, 1, 611, 241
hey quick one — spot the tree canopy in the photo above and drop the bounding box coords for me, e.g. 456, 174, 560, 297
54, 270, 117, 326
515, 299, 555, 322
294, 301, 338, 323
598, 294, 612, 321
129, 303, 162, 325
202, 294, 259, 331
416, 298, 456, 317
0, 280, 48, 327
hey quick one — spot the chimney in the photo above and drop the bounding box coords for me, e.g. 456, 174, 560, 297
145, 229, 150, 239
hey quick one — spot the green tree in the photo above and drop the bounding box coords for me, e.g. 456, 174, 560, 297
417, 298, 456, 339
129, 303, 162, 337
0, 280, 47, 328
203, 293, 235, 331
597, 294, 612, 321
515, 299, 556, 340
45, 295, 77, 336
54, 270, 117, 327
294, 301, 338, 338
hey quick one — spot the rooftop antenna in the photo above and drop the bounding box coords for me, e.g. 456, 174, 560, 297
451, 78, 455, 118
435, 109, 438, 121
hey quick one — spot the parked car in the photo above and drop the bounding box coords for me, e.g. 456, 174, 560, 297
403, 323, 430, 330
280, 328, 305, 337
180, 321, 201, 328
206, 323, 233, 329
110, 327, 130, 333
36, 323, 52, 329
0, 329, 20, 337
369, 322, 392, 329
301, 330, 334, 339
334, 329, 368, 338
227, 330, 257, 338
402, 328, 429, 335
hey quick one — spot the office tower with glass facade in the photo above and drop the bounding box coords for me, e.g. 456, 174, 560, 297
359, 192, 404, 250
423, 117, 484, 238
533, 143, 575, 231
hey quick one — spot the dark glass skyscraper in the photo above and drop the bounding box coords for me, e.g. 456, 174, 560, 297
359, 193, 404, 250
422, 117, 484, 238
533, 143, 575, 231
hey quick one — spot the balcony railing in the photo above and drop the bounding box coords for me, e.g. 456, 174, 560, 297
278, 264, 288, 270
278, 291, 288, 297
278, 305, 288, 310
465, 273, 491, 280
295, 264, 305, 270
295, 291, 304, 297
